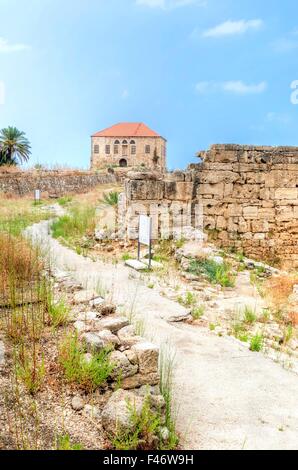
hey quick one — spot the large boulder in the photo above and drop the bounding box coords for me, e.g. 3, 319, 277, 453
109, 350, 138, 379
81, 332, 105, 352
98, 317, 129, 333
131, 342, 159, 374
101, 389, 145, 436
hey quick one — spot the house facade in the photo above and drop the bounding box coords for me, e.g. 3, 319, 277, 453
91, 122, 167, 172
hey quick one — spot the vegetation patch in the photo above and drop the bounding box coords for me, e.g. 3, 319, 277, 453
188, 258, 236, 288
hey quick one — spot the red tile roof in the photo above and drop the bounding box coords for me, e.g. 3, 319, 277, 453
92, 122, 163, 138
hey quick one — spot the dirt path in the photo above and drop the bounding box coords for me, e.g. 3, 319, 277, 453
26, 220, 298, 450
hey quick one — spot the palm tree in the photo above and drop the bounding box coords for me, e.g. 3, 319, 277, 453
0, 126, 31, 166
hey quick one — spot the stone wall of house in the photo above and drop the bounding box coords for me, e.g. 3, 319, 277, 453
122, 145, 298, 268
0, 170, 123, 197
91, 136, 167, 172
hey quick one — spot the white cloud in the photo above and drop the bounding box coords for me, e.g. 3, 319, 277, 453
195, 80, 267, 95
203, 19, 263, 38
136, 0, 204, 10
0, 81, 5, 105
0, 37, 30, 53
223, 80, 267, 94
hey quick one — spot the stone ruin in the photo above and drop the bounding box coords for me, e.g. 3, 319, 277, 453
120, 144, 298, 268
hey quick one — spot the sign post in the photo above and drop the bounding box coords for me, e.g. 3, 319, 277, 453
138, 215, 152, 269
34, 189, 41, 204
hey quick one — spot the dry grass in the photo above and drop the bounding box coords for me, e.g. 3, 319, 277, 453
264, 275, 298, 311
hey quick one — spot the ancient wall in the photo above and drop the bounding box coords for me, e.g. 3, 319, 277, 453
123, 145, 298, 268
0, 170, 123, 197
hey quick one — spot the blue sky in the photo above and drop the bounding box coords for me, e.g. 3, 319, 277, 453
0, 0, 298, 170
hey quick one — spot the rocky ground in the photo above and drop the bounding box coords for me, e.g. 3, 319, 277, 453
0, 266, 171, 450
23, 215, 298, 450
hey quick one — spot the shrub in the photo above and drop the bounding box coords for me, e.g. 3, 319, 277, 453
250, 334, 263, 352
47, 296, 70, 328
102, 191, 119, 206
192, 305, 205, 320
243, 306, 257, 324
58, 333, 114, 392
15, 345, 45, 395
57, 196, 73, 206
112, 396, 161, 450
51, 205, 96, 241
188, 259, 235, 288
56, 434, 83, 450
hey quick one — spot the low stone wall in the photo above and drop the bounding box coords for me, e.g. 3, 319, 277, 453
0, 170, 124, 197
122, 145, 298, 268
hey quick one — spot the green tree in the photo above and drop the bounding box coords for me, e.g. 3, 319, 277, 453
0, 126, 31, 166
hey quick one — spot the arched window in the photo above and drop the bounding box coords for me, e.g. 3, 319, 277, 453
114, 140, 120, 145
130, 140, 135, 145
122, 140, 128, 144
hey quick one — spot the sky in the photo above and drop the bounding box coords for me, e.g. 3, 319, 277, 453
0, 0, 298, 170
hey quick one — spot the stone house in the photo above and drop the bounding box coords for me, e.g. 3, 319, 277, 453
91, 122, 167, 172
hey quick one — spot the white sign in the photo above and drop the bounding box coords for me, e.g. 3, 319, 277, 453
34, 189, 41, 201
139, 215, 152, 246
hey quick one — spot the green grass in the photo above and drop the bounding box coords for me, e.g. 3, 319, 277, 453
0, 208, 52, 237
56, 434, 83, 450
177, 291, 197, 308
250, 334, 263, 352
58, 332, 114, 392
192, 305, 205, 320
51, 205, 96, 251
57, 196, 73, 206
102, 191, 120, 206
243, 306, 257, 325
47, 297, 71, 328
122, 252, 132, 261
112, 395, 162, 450
188, 259, 235, 288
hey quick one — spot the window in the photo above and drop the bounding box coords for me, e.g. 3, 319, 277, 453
131, 145, 136, 155
122, 145, 128, 156
105, 145, 111, 155
122, 140, 128, 145
145, 145, 151, 154
94, 144, 99, 154
114, 145, 119, 154
130, 140, 135, 145
114, 140, 120, 145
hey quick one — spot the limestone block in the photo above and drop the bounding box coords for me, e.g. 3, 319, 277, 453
258, 208, 275, 220
275, 188, 298, 200
131, 342, 159, 374
97, 329, 120, 348
251, 220, 269, 233
120, 372, 160, 390
109, 350, 138, 379
224, 183, 233, 197
81, 333, 105, 352
199, 183, 224, 198
226, 204, 243, 217
243, 206, 259, 219
98, 317, 129, 333
101, 389, 145, 436
216, 216, 228, 230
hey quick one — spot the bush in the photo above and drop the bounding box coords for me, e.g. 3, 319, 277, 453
58, 333, 114, 392
188, 258, 235, 288
250, 334, 263, 352
102, 191, 119, 206
51, 205, 96, 241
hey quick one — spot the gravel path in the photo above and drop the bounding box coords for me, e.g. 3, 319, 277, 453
26, 219, 298, 450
